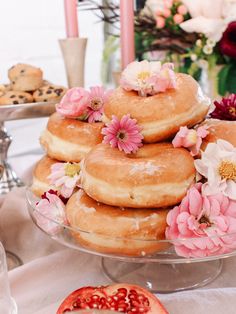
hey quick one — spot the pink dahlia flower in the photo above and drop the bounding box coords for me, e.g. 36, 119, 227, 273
172, 125, 209, 156
87, 86, 113, 123
48, 162, 81, 198
166, 183, 236, 258
35, 190, 68, 235
56, 87, 90, 119
101, 114, 144, 154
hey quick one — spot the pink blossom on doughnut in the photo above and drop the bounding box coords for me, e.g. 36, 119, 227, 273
101, 114, 144, 154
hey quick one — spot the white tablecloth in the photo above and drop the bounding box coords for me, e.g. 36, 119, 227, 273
1, 120, 236, 314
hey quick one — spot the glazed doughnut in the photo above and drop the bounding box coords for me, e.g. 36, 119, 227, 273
81, 143, 196, 208
31, 155, 58, 197
201, 119, 236, 149
66, 190, 169, 256
103, 73, 210, 143
40, 112, 104, 162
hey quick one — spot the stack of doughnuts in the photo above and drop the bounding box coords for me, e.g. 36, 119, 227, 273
64, 71, 211, 257
32, 84, 105, 196
34, 61, 236, 257
32, 111, 104, 196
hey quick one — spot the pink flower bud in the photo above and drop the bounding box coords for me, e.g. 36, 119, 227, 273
155, 10, 163, 16
173, 13, 184, 24
162, 8, 171, 18
177, 4, 188, 15
156, 16, 165, 29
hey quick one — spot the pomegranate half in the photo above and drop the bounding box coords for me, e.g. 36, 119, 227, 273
57, 283, 168, 314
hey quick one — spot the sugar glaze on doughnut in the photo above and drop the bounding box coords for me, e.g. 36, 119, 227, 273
103, 74, 210, 143
40, 113, 104, 162
81, 143, 196, 208
66, 190, 169, 256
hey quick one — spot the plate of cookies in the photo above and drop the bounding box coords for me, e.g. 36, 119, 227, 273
0, 63, 67, 121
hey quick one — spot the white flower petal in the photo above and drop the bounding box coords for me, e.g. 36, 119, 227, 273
180, 16, 225, 42
224, 180, 236, 200
202, 0, 224, 19
181, 0, 204, 18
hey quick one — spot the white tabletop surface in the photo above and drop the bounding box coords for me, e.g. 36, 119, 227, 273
0, 119, 236, 314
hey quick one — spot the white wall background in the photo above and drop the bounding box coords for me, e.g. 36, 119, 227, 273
0, 0, 104, 87
0, 0, 105, 168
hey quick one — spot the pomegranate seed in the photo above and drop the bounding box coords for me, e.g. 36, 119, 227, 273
116, 292, 127, 299
112, 295, 119, 301
117, 288, 128, 295
101, 304, 109, 309
137, 295, 146, 302
130, 290, 138, 295
80, 303, 90, 309
72, 301, 78, 308
130, 300, 140, 307
91, 295, 100, 301
100, 297, 106, 304
117, 305, 129, 312
91, 302, 99, 309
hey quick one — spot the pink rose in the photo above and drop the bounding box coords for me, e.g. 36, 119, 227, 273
166, 183, 236, 258
56, 87, 90, 119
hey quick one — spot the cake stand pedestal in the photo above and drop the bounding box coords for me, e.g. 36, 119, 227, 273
0, 122, 24, 194
102, 258, 223, 293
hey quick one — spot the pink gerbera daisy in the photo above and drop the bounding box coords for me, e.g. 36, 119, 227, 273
101, 114, 144, 154
87, 86, 113, 123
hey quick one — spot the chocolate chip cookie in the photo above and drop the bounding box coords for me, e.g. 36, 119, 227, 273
0, 91, 33, 105
33, 85, 67, 102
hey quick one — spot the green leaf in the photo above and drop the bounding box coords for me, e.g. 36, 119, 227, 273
226, 64, 236, 93
218, 64, 232, 96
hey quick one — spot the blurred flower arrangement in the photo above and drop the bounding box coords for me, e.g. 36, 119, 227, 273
139, 0, 236, 96
80, 0, 236, 96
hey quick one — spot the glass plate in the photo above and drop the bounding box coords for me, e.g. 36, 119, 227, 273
26, 188, 236, 293
0, 100, 56, 121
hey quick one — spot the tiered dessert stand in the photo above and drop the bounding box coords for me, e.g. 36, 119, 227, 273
27, 189, 236, 293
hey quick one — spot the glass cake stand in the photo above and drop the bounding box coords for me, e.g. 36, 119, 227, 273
26, 189, 236, 293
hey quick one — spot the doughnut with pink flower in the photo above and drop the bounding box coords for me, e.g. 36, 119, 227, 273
31, 60, 236, 258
